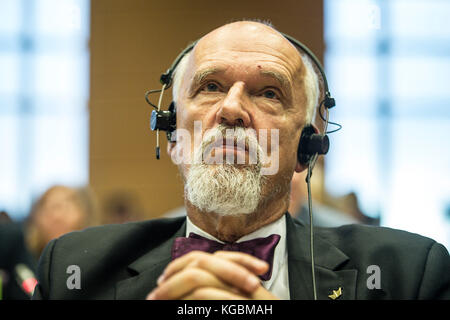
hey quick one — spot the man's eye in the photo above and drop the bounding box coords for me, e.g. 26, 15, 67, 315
204, 83, 219, 92
262, 90, 278, 99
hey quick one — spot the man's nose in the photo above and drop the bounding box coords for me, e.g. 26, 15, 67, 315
216, 82, 251, 127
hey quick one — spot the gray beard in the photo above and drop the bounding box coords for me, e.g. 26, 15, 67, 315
185, 163, 264, 216
185, 124, 266, 216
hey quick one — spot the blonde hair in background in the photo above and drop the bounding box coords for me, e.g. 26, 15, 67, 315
25, 185, 99, 259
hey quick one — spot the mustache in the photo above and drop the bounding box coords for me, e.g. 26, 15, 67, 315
198, 124, 262, 164
203, 135, 249, 154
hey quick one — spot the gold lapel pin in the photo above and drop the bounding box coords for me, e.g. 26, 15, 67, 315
328, 287, 343, 300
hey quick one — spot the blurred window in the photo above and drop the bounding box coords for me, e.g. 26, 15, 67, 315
0, 0, 90, 218
324, 0, 450, 249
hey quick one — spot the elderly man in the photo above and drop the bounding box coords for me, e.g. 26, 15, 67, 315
33, 21, 449, 300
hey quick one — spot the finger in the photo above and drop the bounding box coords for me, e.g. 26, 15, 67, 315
250, 286, 280, 300
183, 287, 250, 300
159, 251, 210, 283
186, 253, 262, 293
148, 267, 234, 300
213, 251, 269, 275
160, 250, 267, 289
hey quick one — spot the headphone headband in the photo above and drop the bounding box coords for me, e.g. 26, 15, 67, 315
160, 40, 198, 88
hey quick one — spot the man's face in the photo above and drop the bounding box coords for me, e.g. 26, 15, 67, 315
173, 22, 308, 214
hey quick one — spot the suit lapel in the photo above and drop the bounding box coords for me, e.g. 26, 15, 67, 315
286, 214, 358, 300
115, 219, 187, 300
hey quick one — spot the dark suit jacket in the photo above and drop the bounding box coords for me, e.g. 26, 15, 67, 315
32, 213, 450, 300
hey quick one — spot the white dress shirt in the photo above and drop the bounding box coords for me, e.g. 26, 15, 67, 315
185, 214, 290, 300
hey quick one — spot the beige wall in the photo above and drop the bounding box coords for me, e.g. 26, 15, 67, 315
89, 0, 324, 221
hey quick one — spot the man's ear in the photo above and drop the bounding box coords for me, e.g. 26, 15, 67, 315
167, 141, 177, 160
295, 162, 307, 173
294, 123, 320, 173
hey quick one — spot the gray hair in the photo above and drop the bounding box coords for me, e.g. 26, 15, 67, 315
172, 50, 191, 106
299, 52, 320, 124
172, 45, 320, 124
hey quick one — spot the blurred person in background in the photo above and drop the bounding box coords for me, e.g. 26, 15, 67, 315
0, 211, 12, 223
101, 191, 146, 225
0, 185, 97, 299
25, 185, 98, 261
289, 165, 379, 227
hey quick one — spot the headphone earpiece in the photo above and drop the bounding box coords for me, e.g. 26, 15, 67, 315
297, 125, 330, 166
150, 101, 177, 141
324, 96, 336, 109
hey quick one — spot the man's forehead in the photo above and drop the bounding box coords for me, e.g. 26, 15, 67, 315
192, 22, 303, 70
197, 22, 291, 48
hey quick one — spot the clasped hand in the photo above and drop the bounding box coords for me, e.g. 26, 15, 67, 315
146, 251, 279, 300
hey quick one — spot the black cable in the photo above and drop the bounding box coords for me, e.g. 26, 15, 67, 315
145, 87, 171, 110
318, 99, 342, 134
145, 89, 161, 109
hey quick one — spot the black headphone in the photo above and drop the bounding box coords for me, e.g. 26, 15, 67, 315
147, 32, 337, 165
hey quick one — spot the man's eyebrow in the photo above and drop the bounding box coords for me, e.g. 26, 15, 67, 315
259, 69, 290, 90
191, 67, 223, 88
188, 67, 292, 96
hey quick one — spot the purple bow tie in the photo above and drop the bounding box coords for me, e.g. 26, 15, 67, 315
172, 232, 281, 281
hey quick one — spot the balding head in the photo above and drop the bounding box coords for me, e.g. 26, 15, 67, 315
172, 21, 319, 124
195, 21, 301, 63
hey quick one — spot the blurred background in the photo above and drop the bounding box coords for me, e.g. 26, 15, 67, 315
0, 0, 449, 254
